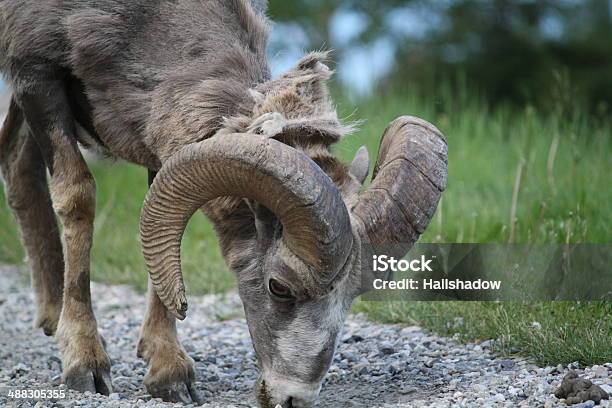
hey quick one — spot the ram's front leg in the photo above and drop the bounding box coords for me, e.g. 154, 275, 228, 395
137, 279, 202, 404
17, 80, 111, 394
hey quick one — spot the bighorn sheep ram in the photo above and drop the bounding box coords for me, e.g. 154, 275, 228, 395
0, 0, 447, 406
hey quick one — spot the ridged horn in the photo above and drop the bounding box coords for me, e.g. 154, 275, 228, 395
354, 116, 448, 257
140, 134, 353, 319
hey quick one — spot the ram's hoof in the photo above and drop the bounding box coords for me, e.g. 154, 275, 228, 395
139, 335, 203, 405
148, 381, 203, 405
59, 330, 113, 396
64, 365, 113, 395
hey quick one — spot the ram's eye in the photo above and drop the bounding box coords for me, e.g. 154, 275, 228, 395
269, 278, 293, 300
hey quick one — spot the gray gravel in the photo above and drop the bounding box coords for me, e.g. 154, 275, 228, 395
0, 266, 610, 408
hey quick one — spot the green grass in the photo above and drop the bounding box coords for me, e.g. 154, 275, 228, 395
0, 84, 610, 365
334, 85, 610, 244
354, 301, 611, 366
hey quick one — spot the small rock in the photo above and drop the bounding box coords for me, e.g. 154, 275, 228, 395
480, 339, 494, 348
341, 351, 361, 363
399, 326, 421, 335
379, 342, 395, 355
388, 362, 403, 374
591, 365, 608, 378
11, 363, 29, 377
472, 384, 487, 393
492, 393, 506, 402
413, 344, 427, 353
543, 366, 559, 375
399, 386, 418, 395
344, 334, 364, 344
353, 363, 368, 375
568, 401, 595, 408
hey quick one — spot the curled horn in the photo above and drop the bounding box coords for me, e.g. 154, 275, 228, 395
140, 134, 353, 319
354, 116, 448, 258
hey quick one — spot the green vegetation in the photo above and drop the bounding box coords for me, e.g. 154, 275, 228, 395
355, 301, 612, 367
337, 84, 610, 244
0, 85, 609, 364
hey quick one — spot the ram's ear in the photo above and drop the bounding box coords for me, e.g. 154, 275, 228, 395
296, 51, 332, 73
349, 146, 370, 185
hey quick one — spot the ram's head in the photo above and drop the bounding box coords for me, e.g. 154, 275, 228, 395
140, 56, 448, 408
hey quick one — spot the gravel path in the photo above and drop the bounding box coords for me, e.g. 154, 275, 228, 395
0, 266, 610, 408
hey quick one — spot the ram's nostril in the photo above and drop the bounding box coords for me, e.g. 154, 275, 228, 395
284, 397, 294, 408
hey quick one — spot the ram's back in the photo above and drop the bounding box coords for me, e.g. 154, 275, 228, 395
1, 0, 268, 85
0, 0, 270, 166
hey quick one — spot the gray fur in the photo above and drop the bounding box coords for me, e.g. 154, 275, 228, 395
1, 0, 273, 166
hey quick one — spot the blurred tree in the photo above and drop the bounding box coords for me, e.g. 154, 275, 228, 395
267, 0, 612, 110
